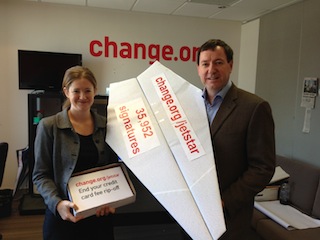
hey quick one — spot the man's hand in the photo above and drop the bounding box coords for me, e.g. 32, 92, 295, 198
95, 205, 116, 217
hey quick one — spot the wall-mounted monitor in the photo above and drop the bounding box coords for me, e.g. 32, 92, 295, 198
18, 50, 82, 91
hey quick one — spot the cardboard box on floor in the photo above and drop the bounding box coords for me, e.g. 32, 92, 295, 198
255, 166, 290, 202
106, 61, 226, 240
67, 163, 136, 218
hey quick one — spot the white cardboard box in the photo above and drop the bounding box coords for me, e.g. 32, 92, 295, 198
255, 166, 290, 201
269, 166, 290, 184
255, 186, 280, 201
67, 163, 136, 218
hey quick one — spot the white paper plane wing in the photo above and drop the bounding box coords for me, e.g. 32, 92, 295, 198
106, 78, 214, 240
137, 61, 226, 239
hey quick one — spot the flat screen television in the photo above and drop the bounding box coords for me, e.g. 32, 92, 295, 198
18, 50, 82, 91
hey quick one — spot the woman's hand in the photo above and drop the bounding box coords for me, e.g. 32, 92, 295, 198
57, 200, 83, 223
95, 205, 116, 217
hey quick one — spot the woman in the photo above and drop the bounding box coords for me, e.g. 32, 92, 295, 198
33, 66, 118, 240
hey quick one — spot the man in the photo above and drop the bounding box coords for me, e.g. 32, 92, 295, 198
197, 39, 275, 239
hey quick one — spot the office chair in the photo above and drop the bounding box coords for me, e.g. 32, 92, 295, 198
0, 142, 8, 240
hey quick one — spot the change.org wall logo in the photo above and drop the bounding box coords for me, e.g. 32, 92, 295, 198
89, 36, 199, 64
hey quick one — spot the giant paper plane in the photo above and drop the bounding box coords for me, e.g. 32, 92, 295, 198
106, 61, 226, 240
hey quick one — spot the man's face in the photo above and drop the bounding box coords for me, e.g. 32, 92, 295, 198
197, 46, 233, 93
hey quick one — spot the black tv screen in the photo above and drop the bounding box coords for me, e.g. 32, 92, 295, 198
18, 50, 82, 91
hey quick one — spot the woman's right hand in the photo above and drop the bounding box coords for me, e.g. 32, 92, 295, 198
56, 200, 83, 223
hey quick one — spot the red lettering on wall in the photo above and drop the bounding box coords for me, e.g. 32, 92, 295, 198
104, 36, 117, 58
134, 43, 146, 59
89, 36, 199, 64
89, 40, 103, 57
120, 42, 131, 58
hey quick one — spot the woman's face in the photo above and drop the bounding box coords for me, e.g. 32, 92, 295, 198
64, 78, 96, 112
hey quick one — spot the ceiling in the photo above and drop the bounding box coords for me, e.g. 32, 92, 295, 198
27, 0, 302, 23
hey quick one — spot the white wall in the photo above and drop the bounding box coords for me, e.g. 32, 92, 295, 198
256, 0, 320, 167
238, 19, 260, 93
0, 0, 241, 189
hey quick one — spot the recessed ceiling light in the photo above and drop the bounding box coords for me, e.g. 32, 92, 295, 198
189, 0, 238, 6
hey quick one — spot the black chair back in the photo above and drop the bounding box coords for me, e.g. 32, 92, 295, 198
0, 142, 9, 187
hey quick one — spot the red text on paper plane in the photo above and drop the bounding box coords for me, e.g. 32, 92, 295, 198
174, 120, 200, 154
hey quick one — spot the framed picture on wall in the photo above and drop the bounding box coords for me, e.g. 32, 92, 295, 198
303, 77, 318, 97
